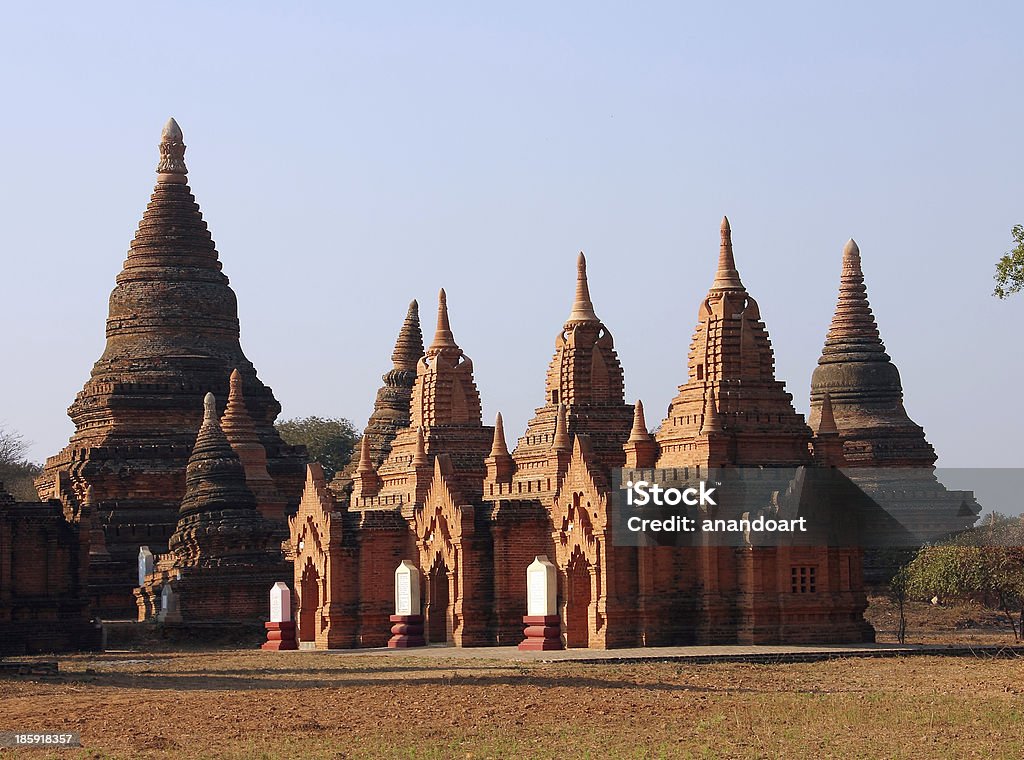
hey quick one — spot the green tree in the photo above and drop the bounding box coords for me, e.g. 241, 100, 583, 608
275, 416, 359, 480
993, 224, 1024, 299
900, 513, 1024, 640
0, 426, 42, 502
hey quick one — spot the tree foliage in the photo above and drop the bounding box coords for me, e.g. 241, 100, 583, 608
0, 426, 42, 502
275, 416, 359, 480
899, 513, 1024, 640
993, 224, 1024, 299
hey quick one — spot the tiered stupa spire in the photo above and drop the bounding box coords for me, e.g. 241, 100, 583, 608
429, 289, 458, 351
392, 300, 424, 371
711, 216, 744, 291
819, 240, 886, 360
809, 239, 937, 466
566, 252, 600, 324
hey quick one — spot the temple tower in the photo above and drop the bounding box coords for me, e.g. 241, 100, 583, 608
808, 239, 937, 466
370, 290, 493, 505
655, 218, 813, 468
510, 253, 634, 495
37, 120, 306, 614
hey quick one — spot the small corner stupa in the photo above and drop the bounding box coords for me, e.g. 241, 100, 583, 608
135, 393, 289, 625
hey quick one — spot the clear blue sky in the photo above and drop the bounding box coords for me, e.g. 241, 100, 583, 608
1, 2, 1021, 470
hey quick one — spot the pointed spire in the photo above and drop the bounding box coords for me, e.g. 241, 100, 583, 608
701, 389, 723, 433
817, 392, 839, 435
428, 288, 458, 351
566, 251, 600, 323
820, 239, 886, 359
356, 436, 374, 474
552, 403, 571, 451
413, 427, 428, 467
490, 412, 511, 457
221, 369, 259, 445
391, 299, 423, 372
711, 216, 744, 291
157, 117, 188, 182
628, 400, 652, 443
179, 393, 257, 517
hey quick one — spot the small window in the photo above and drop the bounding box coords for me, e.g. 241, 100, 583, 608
551, 390, 559, 404
696, 364, 704, 381
791, 566, 817, 593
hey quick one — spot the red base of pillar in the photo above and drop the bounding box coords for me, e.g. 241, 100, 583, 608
518, 614, 563, 651
388, 614, 425, 648
261, 621, 298, 651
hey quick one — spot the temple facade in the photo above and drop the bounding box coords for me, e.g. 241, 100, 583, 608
289, 221, 918, 650
18, 119, 976, 649
37, 121, 307, 617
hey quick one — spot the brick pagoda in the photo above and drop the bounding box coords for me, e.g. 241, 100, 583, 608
809, 239, 979, 575
37, 120, 306, 617
135, 393, 290, 624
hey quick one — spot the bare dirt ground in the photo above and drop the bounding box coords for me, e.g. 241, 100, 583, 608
2, 595, 1022, 759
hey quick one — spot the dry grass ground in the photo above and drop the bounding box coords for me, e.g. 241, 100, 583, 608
2, 595, 1022, 759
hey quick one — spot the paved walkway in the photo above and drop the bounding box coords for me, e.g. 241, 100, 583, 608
314, 642, 1024, 665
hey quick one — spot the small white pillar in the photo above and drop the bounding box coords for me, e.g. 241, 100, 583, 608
527, 555, 557, 616
394, 560, 420, 616
270, 582, 292, 623
138, 546, 155, 587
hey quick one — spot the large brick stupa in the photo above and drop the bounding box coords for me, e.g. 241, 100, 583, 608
37, 120, 307, 616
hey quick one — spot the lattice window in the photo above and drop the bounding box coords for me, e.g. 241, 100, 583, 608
791, 566, 817, 593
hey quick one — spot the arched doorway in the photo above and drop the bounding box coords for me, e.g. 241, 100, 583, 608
299, 560, 320, 645
564, 551, 592, 648
425, 555, 451, 644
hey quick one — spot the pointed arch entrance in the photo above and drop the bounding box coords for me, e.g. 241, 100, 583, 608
298, 558, 321, 644
425, 553, 452, 644
564, 547, 593, 648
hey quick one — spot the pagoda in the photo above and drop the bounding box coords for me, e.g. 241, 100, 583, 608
809, 239, 979, 570
809, 239, 937, 465
37, 119, 306, 616
135, 393, 289, 625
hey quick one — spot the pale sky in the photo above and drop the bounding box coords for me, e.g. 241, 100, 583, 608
1, 2, 1022, 471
